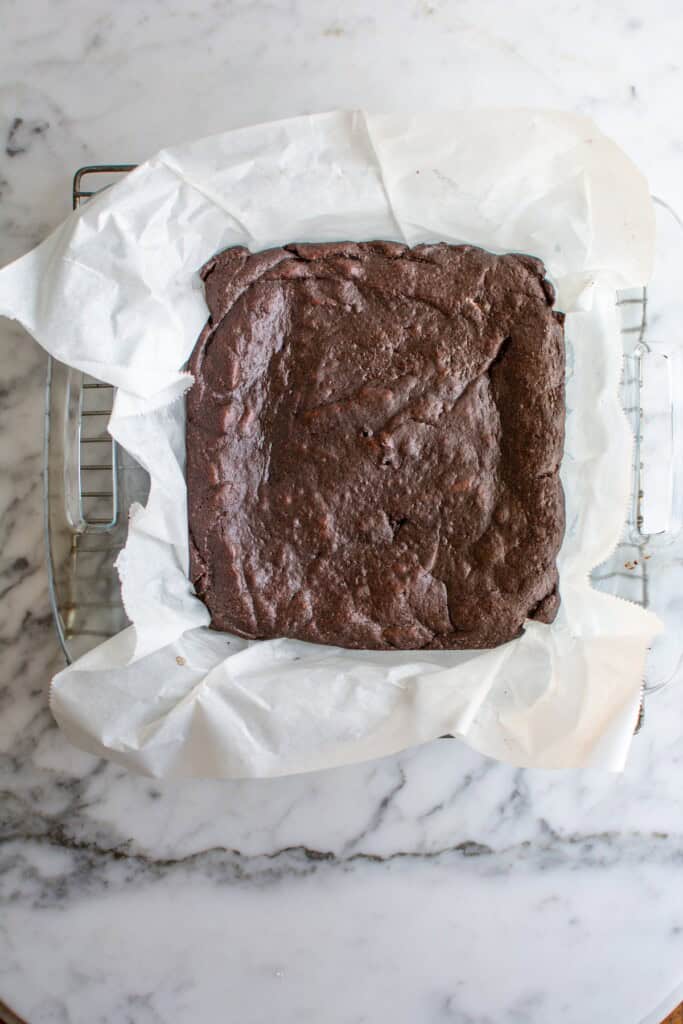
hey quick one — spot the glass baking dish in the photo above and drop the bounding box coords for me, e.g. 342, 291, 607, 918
43, 167, 683, 729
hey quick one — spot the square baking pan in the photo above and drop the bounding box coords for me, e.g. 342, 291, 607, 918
43, 166, 683, 728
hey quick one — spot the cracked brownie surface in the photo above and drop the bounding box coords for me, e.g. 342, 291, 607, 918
187, 241, 565, 650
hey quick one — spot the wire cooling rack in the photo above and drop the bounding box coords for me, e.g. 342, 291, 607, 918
44, 168, 681, 736
44, 166, 142, 660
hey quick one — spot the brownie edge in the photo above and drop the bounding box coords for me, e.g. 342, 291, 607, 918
187, 241, 565, 651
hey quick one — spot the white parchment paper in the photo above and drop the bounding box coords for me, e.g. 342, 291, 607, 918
0, 110, 662, 776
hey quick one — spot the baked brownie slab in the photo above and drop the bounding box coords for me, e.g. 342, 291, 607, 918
187, 242, 565, 650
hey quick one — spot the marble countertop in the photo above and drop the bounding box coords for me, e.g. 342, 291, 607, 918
2, 2, 683, 1022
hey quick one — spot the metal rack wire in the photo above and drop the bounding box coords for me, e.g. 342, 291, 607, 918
44, 165, 141, 661
72, 167, 136, 529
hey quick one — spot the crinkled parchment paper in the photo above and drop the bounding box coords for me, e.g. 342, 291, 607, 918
0, 110, 661, 776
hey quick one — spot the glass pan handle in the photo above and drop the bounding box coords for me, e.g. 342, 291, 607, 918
628, 343, 682, 546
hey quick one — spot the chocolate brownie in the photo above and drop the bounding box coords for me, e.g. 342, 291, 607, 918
187, 241, 565, 650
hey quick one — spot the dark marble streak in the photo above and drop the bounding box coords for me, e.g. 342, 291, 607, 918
5, 117, 50, 159
1, 779, 681, 908
341, 763, 407, 852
